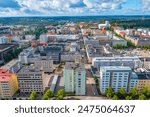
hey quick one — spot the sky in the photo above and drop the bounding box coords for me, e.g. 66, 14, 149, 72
0, 0, 149, 16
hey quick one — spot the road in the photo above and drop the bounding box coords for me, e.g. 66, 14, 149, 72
86, 69, 99, 96
81, 41, 99, 96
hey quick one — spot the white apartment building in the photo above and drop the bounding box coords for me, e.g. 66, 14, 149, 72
100, 66, 132, 94
92, 57, 142, 70
64, 62, 86, 95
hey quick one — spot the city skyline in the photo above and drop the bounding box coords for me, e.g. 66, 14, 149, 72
0, 0, 150, 17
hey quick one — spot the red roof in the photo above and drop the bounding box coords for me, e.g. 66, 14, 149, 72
112, 26, 122, 30
120, 32, 127, 36
32, 43, 48, 48
0, 69, 15, 82
140, 35, 150, 38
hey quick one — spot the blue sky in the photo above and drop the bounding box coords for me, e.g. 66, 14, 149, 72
0, 0, 149, 16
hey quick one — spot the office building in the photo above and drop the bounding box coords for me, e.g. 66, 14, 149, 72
17, 66, 46, 94
41, 46, 61, 64
34, 56, 53, 73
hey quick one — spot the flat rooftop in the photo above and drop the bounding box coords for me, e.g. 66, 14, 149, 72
0, 44, 17, 53
128, 35, 150, 40
65, 62, 85, 71
93, 56, 141, 61
137, 73, 150, 80
100, 66, 132, 72
2, 59, 18, 68
18, 65, 43, 73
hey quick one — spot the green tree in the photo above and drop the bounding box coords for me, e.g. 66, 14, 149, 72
106, 87, 115, 98
57, 95, 64, 100
30, 91, 38, 100
112, 95, 119, 100
142, 87, 150, 97
131, 87, 139, 99
43, 89, 54, 100
57, 89, 66, 100
118, 87, 126, 99
126, 96, 132, 100
139, 94, 147, 100
43, 95, 49, 100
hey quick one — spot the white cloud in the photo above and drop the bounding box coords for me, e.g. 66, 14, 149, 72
0, 8, 27, 16
2, 0, 149, 16
142, 0, 150, 12
15, 0, 127, 15
83, 0, 126, 9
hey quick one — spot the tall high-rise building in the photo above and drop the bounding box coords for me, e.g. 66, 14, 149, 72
0, 69, 18, 99
100, 66, 132, 94
64, 62, 86, 95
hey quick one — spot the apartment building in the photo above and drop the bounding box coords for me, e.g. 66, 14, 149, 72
130, 72, 150, 93
0, 69, 18, 99
17, 66, 46, 94
64, 62, 86, 95
92, 57, 142, 70
100, 66, 132, 94
126, 35, 150, 46
112, 36, 127, 47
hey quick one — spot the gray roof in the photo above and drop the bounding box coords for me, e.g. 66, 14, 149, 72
65, 62, 85, 71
